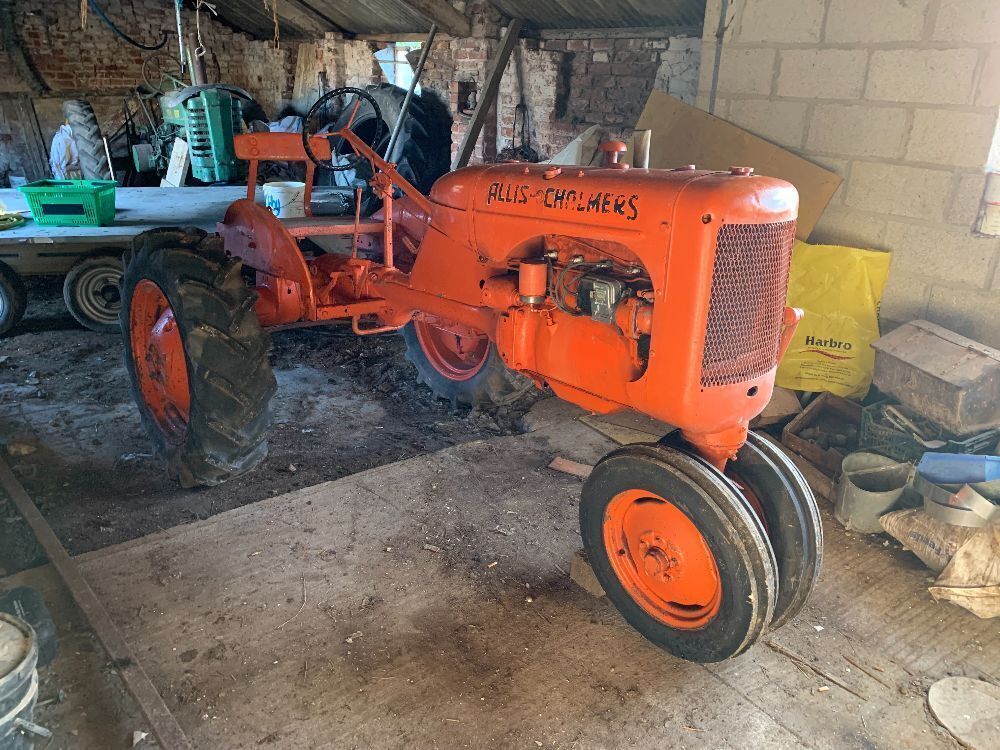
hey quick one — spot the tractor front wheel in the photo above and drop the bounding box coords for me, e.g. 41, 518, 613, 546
120, 228, 276, 487
581, 443, 778, 662
402, 320, 532, 407
661, 430, 823, 631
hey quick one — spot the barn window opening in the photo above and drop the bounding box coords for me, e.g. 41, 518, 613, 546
375, 43, 423, 93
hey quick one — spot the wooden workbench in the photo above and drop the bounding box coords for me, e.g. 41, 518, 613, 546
0, 187, 250, 275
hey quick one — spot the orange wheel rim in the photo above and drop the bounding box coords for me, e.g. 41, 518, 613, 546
129, 280, 191, 443
413, 320, 489, 381
603, 489, 722, 629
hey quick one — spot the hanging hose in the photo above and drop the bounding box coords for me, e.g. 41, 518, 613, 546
87, 0, 167, 51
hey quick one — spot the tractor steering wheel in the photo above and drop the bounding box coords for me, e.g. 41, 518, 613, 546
302, 86, 384, 171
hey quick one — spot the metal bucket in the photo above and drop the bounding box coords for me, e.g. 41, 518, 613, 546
0, 613, 38, 750
834, 452, 911, 533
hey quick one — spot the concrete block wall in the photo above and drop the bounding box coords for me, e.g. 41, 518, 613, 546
696, 0, 1000, 347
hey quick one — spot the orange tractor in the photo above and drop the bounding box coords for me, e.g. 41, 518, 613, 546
120, 88, 821, 663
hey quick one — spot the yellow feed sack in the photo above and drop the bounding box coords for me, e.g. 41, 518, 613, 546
776, 241, 891, 400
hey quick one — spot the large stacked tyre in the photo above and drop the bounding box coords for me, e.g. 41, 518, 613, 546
63, 252, 123, 333
0, 261, 27, 336
320, 83, 451, 212
402, 320, 533, 407
120, 227, 276, 487
63, 100, 113, 181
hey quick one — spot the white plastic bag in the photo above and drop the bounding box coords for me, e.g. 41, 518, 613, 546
49, 124, 81, 179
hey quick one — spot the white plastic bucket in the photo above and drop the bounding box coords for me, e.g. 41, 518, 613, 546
262, 181, 306, 218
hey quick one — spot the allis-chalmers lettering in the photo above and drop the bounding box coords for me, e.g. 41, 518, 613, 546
486, 181, 640, 221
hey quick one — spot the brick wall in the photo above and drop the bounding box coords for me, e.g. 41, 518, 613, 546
292, 3, 700, 166
500, 34, 700, 159
0, 0, 295, 181
697, 0, 1000, 348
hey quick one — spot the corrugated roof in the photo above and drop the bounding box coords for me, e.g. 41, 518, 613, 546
491, 0, 706, 30
214, 0, 706, 38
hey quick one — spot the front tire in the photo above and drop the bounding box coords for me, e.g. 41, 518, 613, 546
120, 228, 276, 487
581, 443, 778, 662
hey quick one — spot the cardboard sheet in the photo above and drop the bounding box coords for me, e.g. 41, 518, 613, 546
633, 91, 842, 239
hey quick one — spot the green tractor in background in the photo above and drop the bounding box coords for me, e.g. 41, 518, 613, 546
132, 84, 267, 184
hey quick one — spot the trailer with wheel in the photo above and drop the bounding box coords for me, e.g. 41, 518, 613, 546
0, 186, 246, 334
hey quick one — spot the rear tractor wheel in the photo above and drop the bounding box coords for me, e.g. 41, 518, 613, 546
581, 443, 778, 662
120, 228, 276, 487
402, 320, 532, 407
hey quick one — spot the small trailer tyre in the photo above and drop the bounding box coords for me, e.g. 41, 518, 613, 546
63, 252, 124, 333
121, 227, 277, 487
0, 261, 27, 336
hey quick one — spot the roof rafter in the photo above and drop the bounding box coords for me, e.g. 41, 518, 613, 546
403, 0, 471, 37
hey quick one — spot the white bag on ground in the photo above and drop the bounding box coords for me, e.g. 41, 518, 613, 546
49, 123, 81, 179
929, 523, 1000, 619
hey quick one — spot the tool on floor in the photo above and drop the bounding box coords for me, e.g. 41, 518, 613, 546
118, 86, 821, 664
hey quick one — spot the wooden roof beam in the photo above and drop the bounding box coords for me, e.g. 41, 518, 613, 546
404, 0, 471, 37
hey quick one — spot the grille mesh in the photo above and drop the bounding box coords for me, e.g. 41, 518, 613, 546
700, 221, 796, 388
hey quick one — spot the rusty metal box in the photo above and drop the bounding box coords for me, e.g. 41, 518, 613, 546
872, 320, 1000, 435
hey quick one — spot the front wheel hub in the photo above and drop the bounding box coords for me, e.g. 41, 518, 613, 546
604, 489, 721, 629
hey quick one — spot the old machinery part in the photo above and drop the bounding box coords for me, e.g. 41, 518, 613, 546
62, 252, 124, 333
402, 321, 533, 407
157, 86, 251, 183
63, 100, 113, 181
0, 260, 27, 336
663, 430, 823, 630
517, 259, 547, 304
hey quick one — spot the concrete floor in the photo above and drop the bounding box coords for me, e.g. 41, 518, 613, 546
4, 400, 999, 749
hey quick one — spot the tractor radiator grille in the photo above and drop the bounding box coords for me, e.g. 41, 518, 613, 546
700, 220, 796, 388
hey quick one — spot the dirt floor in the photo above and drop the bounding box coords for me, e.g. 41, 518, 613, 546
1, 280, 998, 750
3, 399, 998, 749
0, 278, 540, 576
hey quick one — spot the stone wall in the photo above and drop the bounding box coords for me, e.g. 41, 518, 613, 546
697, 0, 1000, 347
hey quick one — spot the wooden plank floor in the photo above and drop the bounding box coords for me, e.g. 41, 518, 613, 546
4, 401, 996, 748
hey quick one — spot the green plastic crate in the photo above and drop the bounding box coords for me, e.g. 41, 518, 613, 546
18, 179, 116, 227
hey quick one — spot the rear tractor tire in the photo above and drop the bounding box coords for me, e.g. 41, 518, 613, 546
402, 320, 533, 407
120, 227, 276, 487
63, 100, 113, 181
63, 252, 123, 333
580, 443, 778, 663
